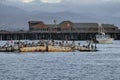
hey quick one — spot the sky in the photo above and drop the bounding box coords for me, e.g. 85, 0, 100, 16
1, 0, 120, 19
1, 0, 120, 12
0, 0, 120, 29
1, 0, 120, 15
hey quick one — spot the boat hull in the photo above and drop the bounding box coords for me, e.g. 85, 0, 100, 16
97, 38, 113, 44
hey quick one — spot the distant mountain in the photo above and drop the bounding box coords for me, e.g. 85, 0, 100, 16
0, 3, 27, 15
0, 3, 119, 31
30, 11, 99, 24
0, 3, 30, 31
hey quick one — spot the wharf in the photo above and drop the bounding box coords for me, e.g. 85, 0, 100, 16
0, 21, 120, 40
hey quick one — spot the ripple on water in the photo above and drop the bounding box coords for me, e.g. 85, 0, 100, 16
0, 41, 120, 80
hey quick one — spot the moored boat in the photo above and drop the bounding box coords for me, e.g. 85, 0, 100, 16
95, 24, 114, 44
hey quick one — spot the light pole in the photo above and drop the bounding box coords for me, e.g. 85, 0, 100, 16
54, 19, 58, 30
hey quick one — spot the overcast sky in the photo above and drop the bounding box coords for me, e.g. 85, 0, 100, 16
1, 0, 120, 13
1, 0, 120, 27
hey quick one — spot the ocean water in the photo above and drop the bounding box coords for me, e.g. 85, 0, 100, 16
0, 41, 120, 80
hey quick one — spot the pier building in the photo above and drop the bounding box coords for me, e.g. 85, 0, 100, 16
0, 21, 120, 40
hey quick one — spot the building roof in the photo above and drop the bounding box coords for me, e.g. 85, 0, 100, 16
28, 21, 44, 24
29, 21, 48, 28
28, 21, 118, 29
73, 23, 98, 28
59, 21, 73, 25
73, 23, 118, 29
102, 24, 118, 28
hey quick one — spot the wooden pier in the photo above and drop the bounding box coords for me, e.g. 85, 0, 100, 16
0, 21, 120, 40
0, 31, 120, 40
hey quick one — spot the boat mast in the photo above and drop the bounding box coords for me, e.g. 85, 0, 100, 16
98, 23, 104, 34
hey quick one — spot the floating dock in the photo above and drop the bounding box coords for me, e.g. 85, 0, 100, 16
0, 40, 98, 52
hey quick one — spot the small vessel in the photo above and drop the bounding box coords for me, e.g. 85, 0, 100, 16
95, 24, 114, 44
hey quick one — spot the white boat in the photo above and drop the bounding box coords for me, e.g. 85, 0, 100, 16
96, 24, 114, 44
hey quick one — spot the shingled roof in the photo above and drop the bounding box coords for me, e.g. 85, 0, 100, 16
29, 21, 48, 28
28, 21, 118, 30
73, 23, 98, 28
73, 23, 118, 29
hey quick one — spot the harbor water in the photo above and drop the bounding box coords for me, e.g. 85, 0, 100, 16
0, 41, 120, 80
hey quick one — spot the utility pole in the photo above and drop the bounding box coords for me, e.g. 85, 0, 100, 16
54, 19, 57, 29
